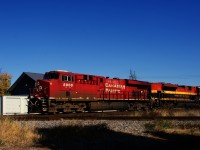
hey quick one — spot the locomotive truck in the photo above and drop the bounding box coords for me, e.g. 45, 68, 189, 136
28, 70, 200, 113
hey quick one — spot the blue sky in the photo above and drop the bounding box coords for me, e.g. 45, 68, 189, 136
0, 0, 200, 86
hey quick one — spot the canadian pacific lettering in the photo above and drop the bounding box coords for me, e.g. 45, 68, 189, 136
105, 83, 125, 93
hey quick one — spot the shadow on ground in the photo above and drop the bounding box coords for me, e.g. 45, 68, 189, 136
36, 124, 200, 150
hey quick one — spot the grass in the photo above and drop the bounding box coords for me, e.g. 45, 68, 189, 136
134, 109, 200, 117
144, 120, 200, 136
0, 117, 40, 146
154, 109, 200, 117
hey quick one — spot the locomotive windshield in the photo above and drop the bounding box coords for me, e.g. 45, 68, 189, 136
44, 72, 59, 80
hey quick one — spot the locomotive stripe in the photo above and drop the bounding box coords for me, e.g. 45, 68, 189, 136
160, 98, 194, 101
151, 90, 197, 95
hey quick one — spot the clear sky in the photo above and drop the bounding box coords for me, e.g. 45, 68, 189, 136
0, 0, 200, 86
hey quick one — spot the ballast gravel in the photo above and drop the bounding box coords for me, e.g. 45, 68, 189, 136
18, 120, 200, 137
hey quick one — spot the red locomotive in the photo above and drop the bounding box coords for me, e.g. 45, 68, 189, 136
29, 70, 200, 113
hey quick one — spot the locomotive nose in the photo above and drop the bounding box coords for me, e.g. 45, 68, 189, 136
35, 81, 43, 91
34, 80, 50, 98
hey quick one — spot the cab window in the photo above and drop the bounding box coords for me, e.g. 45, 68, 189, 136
44, 72, 59, 80
62, 75, 73, 82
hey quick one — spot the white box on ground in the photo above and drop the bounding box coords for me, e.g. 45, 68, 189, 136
0, 96, 28, 115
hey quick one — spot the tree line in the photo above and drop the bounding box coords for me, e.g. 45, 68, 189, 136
0, 71, 12, 96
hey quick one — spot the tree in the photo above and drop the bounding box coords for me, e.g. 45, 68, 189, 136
0, 71, 12, 96
129, 69, 137, 80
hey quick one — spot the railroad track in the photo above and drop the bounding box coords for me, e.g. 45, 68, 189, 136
2, 111, 200, 121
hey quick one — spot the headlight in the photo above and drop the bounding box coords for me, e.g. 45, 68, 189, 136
36, 85, 42, 92
39, 86, 42, 90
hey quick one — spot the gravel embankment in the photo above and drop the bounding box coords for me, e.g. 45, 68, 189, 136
11, 120, 200, 150
19, 120, 150, 136
18, 120, 200, 136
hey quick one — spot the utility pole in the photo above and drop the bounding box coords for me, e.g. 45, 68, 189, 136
129, 69, 137, 80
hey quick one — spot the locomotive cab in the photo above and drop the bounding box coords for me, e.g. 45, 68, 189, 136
42, 70, 75, 99
29, 70, 75, 113
30, 71, 69, 98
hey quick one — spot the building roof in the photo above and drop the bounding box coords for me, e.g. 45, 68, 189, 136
23, 72, 44, 81
8, 72, 44, 92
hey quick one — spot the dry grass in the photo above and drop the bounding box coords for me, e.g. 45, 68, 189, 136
145, 120, 200, 136
163, 128, 200, 136
0, 117, 40, 146
138, 109, 200, 117
154, 109, 200, 117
